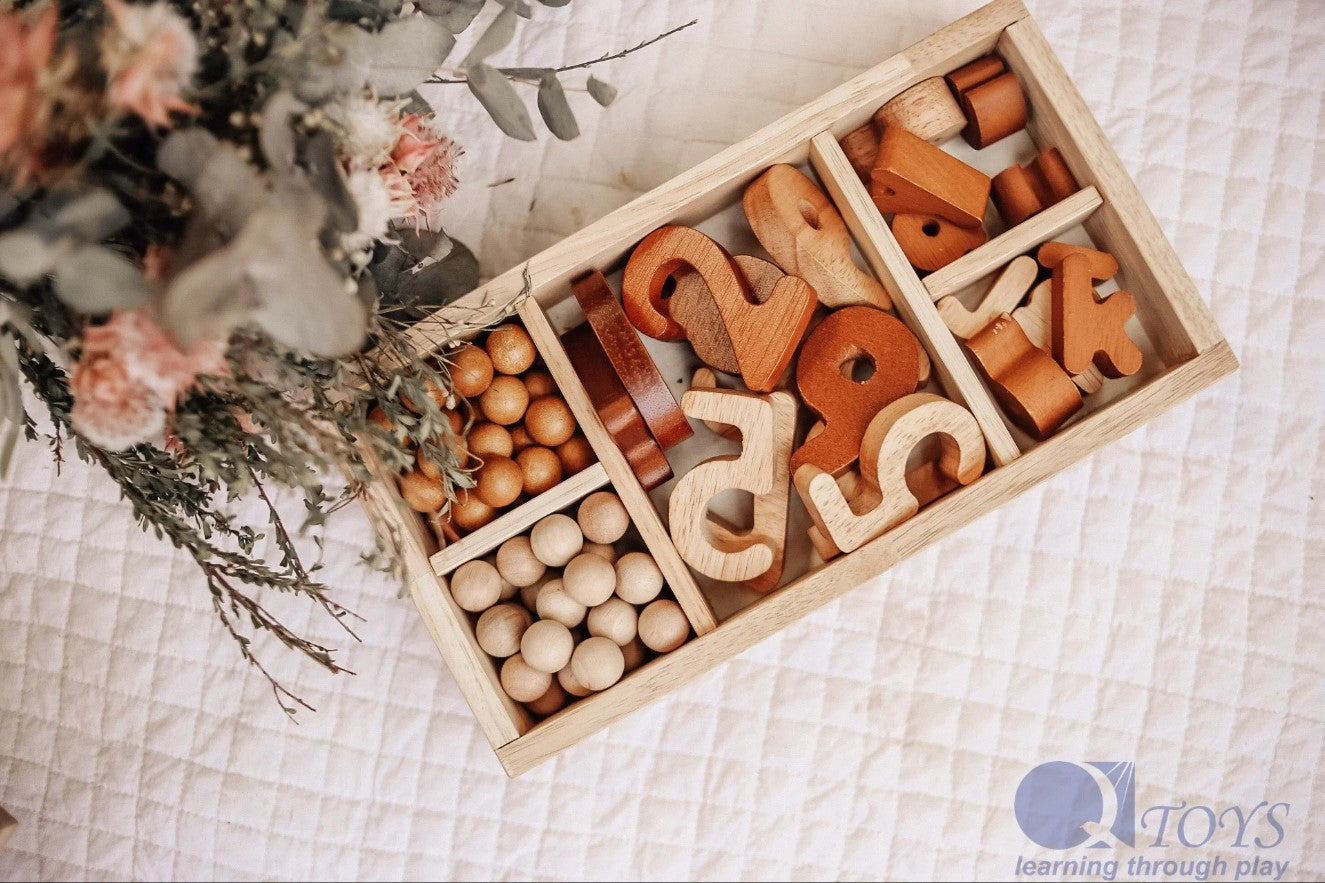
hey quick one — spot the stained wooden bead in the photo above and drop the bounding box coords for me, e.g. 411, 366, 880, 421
415, 446, 442, 480
529, 513, 583, 567
510, 424, 535, 454
558, 663, 593, 697
450, 559, 503, 612
475, 603, 532, 657
525, 680, 568, 716
578, 491, 629, 544
399, 470, 444, 513
467, 423, 513, 460
556, 435, 595, 475
523, 370, 557, 398
500, 653, 552, 702
525, 395, 577, 447
570, 636, 625, 691
449, 344, 493, 398
443, 408, 464, 436
562, 552, 617, 607
449, 489, 496, 532
620, 637, 647, 673
638, 599, 690, 653
517, 446, 563, 496
495, 535, 547, 587
486, 324, 537, 375
534, 578, 586, 628
476, 455, 523, 508
520, 619, 575, 674
582, 541, 618, 564
479, 375, 529, 426
614, 551, 664, 605
587, 597, 638, 646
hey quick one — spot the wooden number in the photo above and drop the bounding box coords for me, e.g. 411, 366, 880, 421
792, 306, 921, 477
795, 393, 986, 554
621, 225, 737, 341
1012, 280, 1105, 394
671, 254, 783, 376
744, 163, 893, 309
992, 148, 1079, 226
936, 254, 1038, 338
964, 312, 1082, 440
1046, 250, 1142, 378
668, 388, 798, 591
870, 126, 990, 228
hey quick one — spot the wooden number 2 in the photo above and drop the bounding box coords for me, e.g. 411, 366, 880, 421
668, 387, 798, 592
794, 393, 986, 554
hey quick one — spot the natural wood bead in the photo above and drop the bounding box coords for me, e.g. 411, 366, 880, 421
587, 597, 638, 646
523, 370, 557, 398
890, 213, 987, 272
557, 663, 593, 697
577, 491, 629, 544
945, 54, 1006, 95
476, 455, 523, 508
581, 541, 617, 563
525, 680, 568, 716
495, 535, 546, 587
479, 375, 529, 426
500, 654, 552, 703
556, 435, 594, 475
475, 603, 532, 657
486, 324, 536, 375
449, 488, 496, 532
839, 123, 879, 183
525, 395, 576, 447
399, 470, 444, 513
516, 446, 563, 496
520, 619, 575, 674
570, 636, 625, 691
534, 578, 586, 628
958, 70, 1027, 149
450, 559, 503, 612
613, 551, 664, 604
562, 552, 617, 607
519, 574, 549, 612
620, 637, 648, 673
964, 313, 1082, 440
467, 423, 513, 460
449, 344, 493, 398
638, 599, 690, 653
529, 513, 583, 567
497, 571, 519, 601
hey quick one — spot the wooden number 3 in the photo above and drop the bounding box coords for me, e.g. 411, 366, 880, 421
794, 393, 986, 554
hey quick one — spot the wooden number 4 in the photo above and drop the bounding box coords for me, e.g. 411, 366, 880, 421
668, 387, 798, 592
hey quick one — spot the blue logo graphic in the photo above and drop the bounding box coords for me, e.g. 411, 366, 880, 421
1014, 761, 1136, 849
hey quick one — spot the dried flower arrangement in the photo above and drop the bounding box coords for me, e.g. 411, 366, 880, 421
0, 0, 692, 713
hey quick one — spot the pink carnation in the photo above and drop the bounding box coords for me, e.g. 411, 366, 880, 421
101, 0, 198, 128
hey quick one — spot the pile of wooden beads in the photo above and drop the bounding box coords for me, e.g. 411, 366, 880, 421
447, 490, 693, 717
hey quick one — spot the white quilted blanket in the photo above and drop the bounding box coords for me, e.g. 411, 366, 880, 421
2, 0, 1322, 879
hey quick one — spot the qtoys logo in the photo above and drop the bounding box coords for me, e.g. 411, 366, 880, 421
1011, 762, 1292, 882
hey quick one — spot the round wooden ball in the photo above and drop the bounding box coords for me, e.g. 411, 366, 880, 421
525, 396, 576, 447
571, 637, 625, 691
525, 680, 568, 716
443, 408, 464, 436
476, 455, 523, 508
399, 470, 444, 513
450, 344, 493, 398
496, 571, 519, 601
415, 447, 442, 481
520, 619, 575, 674
510, 424, 535, 455
638, 599, 689, 653
480, 375, 529, 426
529, 513, 583, 568
620, 637, 647, 673
495, 535, 547, 587
368, 406, 393, 432
534, 578, 586, 628
587, 597, 638, 646
450, 489, 496, 532
486, 324, 536, 375
450, 559, 503, 612
582, 541, 618, 564
500, 653, 551, 702
475, 603, 531, 657
556, 435, 595, 475
519, 574, 549, 612
517, 446, 563, 496
578, 492, 629, 544
523, 370, 557, 399
614, 551, 664, 604
558, 664, 593, 698
467, 423, 513, 460
562, 552, 617, 607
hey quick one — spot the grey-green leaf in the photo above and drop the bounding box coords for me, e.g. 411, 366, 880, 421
537, 0, 572, 6
0, 230, 58, 283
495, 0, 532, 18
259, 90, 304, 176
360, 14, 456, 95
461, 2, 517, 68
46, 189, 130, 240
51, 245, 147, 314
466, 63, 536, 140
0, 331, 22, 478
537, 75, 580, 140
418, 0, 483, 33
587, 75, 617, 107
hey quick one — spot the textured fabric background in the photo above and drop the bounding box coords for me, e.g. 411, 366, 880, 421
1, 0, 1322, 879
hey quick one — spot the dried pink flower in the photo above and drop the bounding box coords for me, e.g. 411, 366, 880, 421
101, 0, 198, 128
0, 6, 57, 181
389, 114, 461, 226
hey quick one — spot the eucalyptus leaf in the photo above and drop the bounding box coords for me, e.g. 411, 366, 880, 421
537, 0, 572, 6
499, 66, 554, 79
0, 333, 21, 478
536, 74, 580, 140
587, 75, 617, 106
0, 230, 58, 284
51, 245, 147, 314
259, 90, 304, 176
159, 129, 266, 236
45, 189, 130, 240
461, 2, 517, 68
417, 0, 483, 33
297, 131, 357, 235
467, 62, 536, 140
354, 14, 455, 95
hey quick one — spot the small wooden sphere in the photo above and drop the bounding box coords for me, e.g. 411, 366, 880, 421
523, 370, 557, 399
486, 324, 537, 375
525, 680, 568, 716
558, 664, 593, 698
442, 408, 464, 436
529, 513, 583, 568
582, 541, 618, 564
510, 424, 535, 455
614, 551, 664, 605
476, 455, 523, 508
525, 396, 576, 447
368, 406, 394, 432
587, 597, 638, 646
520, 619, 575, 674
415, 446, 442, 480
562, 552, 617, 607
450, 559, 503, 613
517, 446, 563, 496
620, 637, 647, 673
570, 637, 625, 691
399, 470, 444, 513
467, 423, 513, 460
495, 535, 547, 587
450, 489, 496, 532
638, 599, 689, 653
534, 578, 586, 628
556, 435, 595, 475
475, 603, 531, 657
497, 571, 519, 601
450, 344, 494, 398
519, 574, 548, 612
578, 491, 629, 544
479, 375, 529, 426
500, 653, 551, 702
